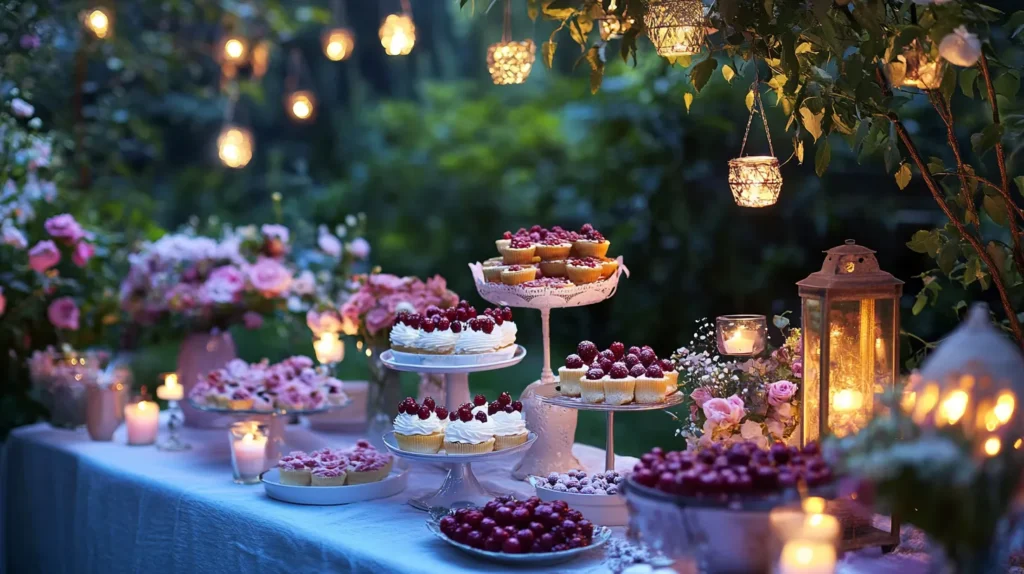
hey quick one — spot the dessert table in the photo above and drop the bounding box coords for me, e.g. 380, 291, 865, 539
1, 418, 948, 574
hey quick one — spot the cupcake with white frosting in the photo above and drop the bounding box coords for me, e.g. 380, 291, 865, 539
487, 392, 528, 450
393, 396, 448, 453
389, 313, 422, 352
444, 401, 496, 454
454, 315, 504, 354
414, 313, 459, 354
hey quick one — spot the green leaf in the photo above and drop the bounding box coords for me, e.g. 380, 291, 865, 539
895, 163, 912, 190
800, 107, 825, 143
927, 156, 945, 175
542, 41, 557, 68
960, 68, 980, 99
940, 65, 957, 103
937, 242, 959, 275
971, 124, 1005, 157
963, 256, 982, 288
995, 73, 1020, 101
1011, 11, 1024, 39
690, 57, 718, 93
907, 230, 941, 256
987, 242, 1009, 280
912, 292, 928, 315
1015, 175, 1024, 199
684, 93, 694, 113
815, 138, 831, 177
795, 139, 805, 165
722, 64, 736, 84
983, 194, 1010, 227
745, 90, 755, 112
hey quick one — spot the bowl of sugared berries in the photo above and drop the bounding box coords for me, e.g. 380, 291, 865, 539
429, 496, 611, 563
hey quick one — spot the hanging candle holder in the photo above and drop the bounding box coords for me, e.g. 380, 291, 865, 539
323, 28, 355, 61
81, 7, 113, 39
643, 0, 706, 57
884, 39, 945, 91
217, 125, 253, 169
487, 0, 536, 85
380, 0, 416, 57
283, 49, 317, 122
728, 61, 783, 208
599, 0, 634, 41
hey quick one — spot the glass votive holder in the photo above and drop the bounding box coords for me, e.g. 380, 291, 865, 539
716, 314, 767, 356
229, 421, 268, 485
778, 539, 837, 574
124, 397, 160, 446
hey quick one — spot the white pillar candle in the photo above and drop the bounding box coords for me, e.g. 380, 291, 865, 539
779, 541, 836, 574
313, 332, 345, 364
124, 400, 160, 445
724, 328, 756, 354
156, 373, 183, 401
231, 430, 268, 481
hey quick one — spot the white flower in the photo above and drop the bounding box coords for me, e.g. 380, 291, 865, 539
940, 26, 982, 67
27, 117, 41, 129
317, 226, 343, 258
2, 225, 27, 249
345, 214, 357, 227
11, 98, 34, 118
291, 270, 316, 296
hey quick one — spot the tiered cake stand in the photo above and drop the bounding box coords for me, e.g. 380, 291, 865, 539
188, 400, 349, 466
379, 347, 531, 510
470, 258, 629, 478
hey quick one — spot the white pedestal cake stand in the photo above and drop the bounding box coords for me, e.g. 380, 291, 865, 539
382, 431, 537, 511
470, 258, 629, 479
535, 386, 684, 471
188, 400, 350, 468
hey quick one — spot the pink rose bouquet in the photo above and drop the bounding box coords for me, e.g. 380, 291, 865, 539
338, 272, 459, 348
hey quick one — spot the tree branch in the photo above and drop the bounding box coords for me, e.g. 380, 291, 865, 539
978, 52, 1024, 278
889, 114, 1024, 350
928, 91, 979, 230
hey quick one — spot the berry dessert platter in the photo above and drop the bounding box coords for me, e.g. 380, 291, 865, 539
469, 224, 630, 479
426, 495, 612, 565
381, 393, 538, 511
260, 441, 409, 506
536, 341, 684, 471
379, 301, 527, 416
622, 441, 838, 574
188, 356, 350, 466
527, 469, 629, 526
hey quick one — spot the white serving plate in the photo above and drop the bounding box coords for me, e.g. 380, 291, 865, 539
379, 346, 527, 375
528, 476, 630, 526
260, 467, 408, 505
381, 431, 537, 461
388, 345, 518, 367
426, 518, 612, 565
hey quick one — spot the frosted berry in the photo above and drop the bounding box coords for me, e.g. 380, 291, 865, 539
474, 394, 487, 406
564, 354, 585, 369
498, 392, 512, 406
608, 341, 625, 359
421, 321, 435, 333
624, 354, 641, 369
597, 357, 614, 372
423, 397, 436, 410
585, 368, 605, 380
629, 364, 647, 378
512, 400, 523, 412
438, 318, 451, 331
627, 346, 642, 357
577, 341, 599, 363
459, 409, 474, 422
451, 322, 463, 333
481, 320, 495, 334
639, 349, 657, 367
475, 411, 488, 423
645, 365, 664, 378
608, 362, 629, 379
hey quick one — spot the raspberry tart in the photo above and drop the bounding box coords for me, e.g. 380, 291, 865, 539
581, 366, 606, 404
278, 452, 317, 485
344, 440, 395, 484
571, 224, 611, 259
500, 237, 537, 265
538, 258, 567, 277
556, 349, 591, 397
634, 364, 668, 404
489, 393, 528, 450
311, 466, 348, 486
565, 257, 603, 285
603, 361, 636, 405
393, 396, 447, 453
599, 258, 619, 279
535, 234, 573, 261
501, 264, 538, 286
444, 402, 497, 453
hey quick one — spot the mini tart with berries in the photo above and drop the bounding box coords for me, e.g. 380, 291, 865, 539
534, 236, 573, 261
555, 353, 588, 397
581, 367, 607, 404
538, 259, 567, 278
565, 257, 603, 284
487, 393, 528, 450
482, 256, 505, 267
603, 362, 636, 405
495, 231, 514, 253
599, 257, 619, 279
311, 466, 348, 486
228, 388, 254, 410
571, 223, 611, 259
634, 365, 668, 404
483, 264, 508, 284
393, 397, 448, 453
444, 402, 497, 454
344, 441, 394, 484
500, 264, 538, 286
499, 237, 537, 265
413, 307, 459, 354
277, 455, 316, 486
658, 359, 679, 395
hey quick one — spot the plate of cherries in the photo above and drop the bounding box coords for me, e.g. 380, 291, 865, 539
427, 496, 612, 565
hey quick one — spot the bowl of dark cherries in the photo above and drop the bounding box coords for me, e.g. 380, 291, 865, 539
622, 441, 836, 574
427, 496, 612, 565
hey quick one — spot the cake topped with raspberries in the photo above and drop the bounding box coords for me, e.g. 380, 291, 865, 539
556, 340, 678, 405
389, 300, 517, 356
630, 441, 834, 499
437, 495, 599, 554
480, 224, 621, 287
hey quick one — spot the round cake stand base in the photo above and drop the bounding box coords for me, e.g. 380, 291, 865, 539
409, 462, 511, 512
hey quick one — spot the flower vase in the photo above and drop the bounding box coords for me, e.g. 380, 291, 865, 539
366, 346, 402, 449
178, 331, 237, 428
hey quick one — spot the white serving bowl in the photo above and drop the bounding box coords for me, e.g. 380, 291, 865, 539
528, 476, 629, 526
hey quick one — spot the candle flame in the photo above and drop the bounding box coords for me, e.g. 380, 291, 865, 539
86, 9, 110, 38
802, 497, 826, 514
994, 392, 1015, 424
165, 373, 179, 387
939, 390, 969, 425
984, 436, 1002, 457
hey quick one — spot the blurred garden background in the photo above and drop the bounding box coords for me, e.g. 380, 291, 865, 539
2, 0, 1022, 454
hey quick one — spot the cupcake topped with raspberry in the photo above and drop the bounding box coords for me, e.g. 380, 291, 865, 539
556, 352, 589, 398
393, 396, 448, 454
390, 312, 422, 352
416, 306, 459, 354
444, 401, 497, 454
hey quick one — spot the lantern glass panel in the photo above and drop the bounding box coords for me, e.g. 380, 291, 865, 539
802, 296, 824, 445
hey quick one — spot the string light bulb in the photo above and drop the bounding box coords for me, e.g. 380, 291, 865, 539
286, 91, 316, 122
323, 28, 355, 61
83, 8, 112, 39
222, 36, 248, 64
217, 125, 253, 169
379, 14, 416, 56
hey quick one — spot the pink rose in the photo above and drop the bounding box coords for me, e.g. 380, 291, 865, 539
690, 387, 713, 408
365, 307, 393, 336
47, 297, 80, 330
307, 309, 343, 336
28, 240, 60, 272
166, 283, 198, 312
71, 241, 95, 267
243, 311, 264, 330
346, 237, 370, 260
791, 359, 802, 379
0, 287, 5, 316
767, 380, 798, 407
247, 257, 292, 298
44, 214, 85, 245
727, 394, 745, 413
702, 395, 744, 428
368, 274, 406, 292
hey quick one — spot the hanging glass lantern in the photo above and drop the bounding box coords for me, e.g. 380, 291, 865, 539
285, 90, 316, 122
379, 14, 416, 56
884, 39, 945, 91
643, 0, 706, 57
217, 125, 253, 169
728, 156, 783, 208
797, 240, 903, 443
323, 28, 355, 61
82, 7, 112, 39
487, 40, 536, 85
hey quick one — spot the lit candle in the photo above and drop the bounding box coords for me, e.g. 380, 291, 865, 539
124, 400, 160, 445
724, 328, 756, 355
229, 422, 268, 483
779, 541, 836, 574
313, 332, 344, 364
832, 389, 863, 413
156, 373, 183, 401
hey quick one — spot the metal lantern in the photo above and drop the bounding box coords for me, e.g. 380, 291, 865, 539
884, 39, 945, 91
728, 156, 783, 208
487, 40, 536, 85
797, 240, 903, 444
907, 303, 1024, 459
644, 0, 706, 57
379, 13, 416, 56
323, 28, 355, 61
217, 125, 253, 169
